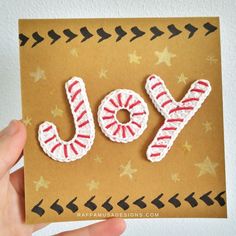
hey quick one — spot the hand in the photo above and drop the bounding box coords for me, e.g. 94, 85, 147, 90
0, 120, 126, 236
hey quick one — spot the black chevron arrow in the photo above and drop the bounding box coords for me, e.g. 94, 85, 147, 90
117, 195, 129, 210
151, 194, 165, 209
168, 194, 181, 208
32, 32, 44, 48
63, 29, 78, 43
150, 26, 164, 40
184, 192, 198, 207
203, 22, 217, 36
185, 24, 198, 38
84, 196, 97, 211
19, 33, 29, 46
133, 196, 146, 209
97, 28, 111, 43
102, 197, 113, 212
115, 26, 127, 42
200, 191, 214, 206
214, 191, 226, 206
130, 26, 145, 42
50, 199, 64, 215
66, 197, 78, 213
48, 29, 61, 44
31, 199, 45, 217
168, 24, 182, 39
80, 27, 93, 42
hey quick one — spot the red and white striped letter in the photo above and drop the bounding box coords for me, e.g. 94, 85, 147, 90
145, 74, 211, 162
38, 77, 95, 162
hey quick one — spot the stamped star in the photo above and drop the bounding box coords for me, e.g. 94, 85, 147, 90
155, 47, 176, 66
86, 180, 99, 191
171, 173, 180, 183
22, 117, 32, 126
94, 155, 102, 163
70, 48, 79, 57
30, 67, 46, 83
182, 140, 192, 152
120, 160, 137, 179
51, 106, 64, 118
202, 121, 212, 133
128, 51, 142, 64
195, 156, 219, 177
177, 73, 189, 84
206, 55, 218, 64
33, 176, 50, 192
99, 69, 108, 79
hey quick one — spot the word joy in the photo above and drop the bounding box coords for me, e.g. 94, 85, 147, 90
38, 74, 211, 163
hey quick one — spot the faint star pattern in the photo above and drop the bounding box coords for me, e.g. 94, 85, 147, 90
87, 180, 99, 191
177, 73, 189, 84
30, 67, 46, 83
171, 173, 180, 183
128, 51, 142, 64
99, 69, 108, 79
94, 155, 102, 163
183, 140, 192, 152
33, 176, 50, 191
195, 156, 219, 177
202, 121, 212, 133
120, 160, 137, 179
22, 117, 32, 126
155, 47, 176, 66
70, 48, 79, 57
206, 56, 218, 64
51, 106, 64, 118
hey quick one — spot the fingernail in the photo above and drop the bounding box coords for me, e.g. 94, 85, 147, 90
1, 120, 19, 136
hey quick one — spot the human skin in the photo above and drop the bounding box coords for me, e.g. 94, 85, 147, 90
0, 120, 126, 236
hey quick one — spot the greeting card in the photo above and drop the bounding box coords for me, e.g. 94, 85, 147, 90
19, 17, 226, 223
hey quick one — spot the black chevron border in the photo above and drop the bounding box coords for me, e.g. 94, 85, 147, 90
31, 191, 226, 217
19, 22, 217, 47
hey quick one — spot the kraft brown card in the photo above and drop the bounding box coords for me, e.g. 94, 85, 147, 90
19, 17, 226, 224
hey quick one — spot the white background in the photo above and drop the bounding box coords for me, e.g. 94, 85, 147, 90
0, 0, 236, 235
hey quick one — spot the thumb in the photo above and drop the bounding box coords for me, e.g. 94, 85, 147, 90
0, 120, 27, 179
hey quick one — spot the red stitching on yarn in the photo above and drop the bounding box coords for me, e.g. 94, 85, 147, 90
151, 82, 162, 90
78, 120, 89, 128
43, 126, 52, 132
68, 80, 78, 92
45, 135, 56, 144
110, 98, 119, 108
122, 126, 126, 138
161, 99, 172, 108
105, 121, 117, 129
156, 91, 167, 100
74, 100, 84, 112
71, 89, 81, 102
182, 98, 199, 103
113, 124, 121, 136
77, 134, 90, 139
51, 143, 62, 153
75, 140, 86, 148
149, 75, 156, 80
124, 95, 133, 107
70, 143, 78, 155
104, 107, 115, 114
76, 110, 87, 121
129, 100, 141, 109
150, 153, 161, 157
162, 127, 177, 131
126, 125, 135, 136
157, 136, 171, 140
167, 118, 184, 122
131, 121, 141, 128
102, 115, 114, 120
198, 81, 209, 87
151, 144, 167, 148
190, 88, 205, 93
63, 144, 68, 158
169, 106, 193, 114
132, 111, 146, 116
117, 93, 122, 107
